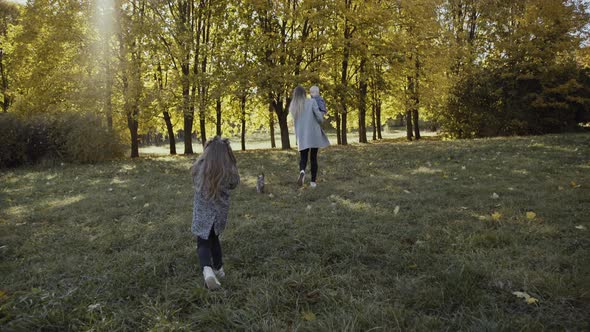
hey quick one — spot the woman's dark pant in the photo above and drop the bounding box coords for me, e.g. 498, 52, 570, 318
197, 227, 223, 270
299, 148, 319, 182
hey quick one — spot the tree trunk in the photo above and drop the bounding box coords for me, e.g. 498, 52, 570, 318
278, 112, 290, 150
182, 64, 194, 154
127, 108, 139, 158
199, 99, 207, 146
340, 13, 351, 146
412, 109, 421, 140
406, 75, 414, 141
371, 103, 377, 141
241, 94, 246, 151
413, 55, 421, 140
198, 6, 211, 147
376, 98, 382, 139
273, 97, 291, 150
216, 97, 222, 136
336, 111, 341, 145
105, 70, 113, 129
274, 103, 291, 149
0, 49, 9, 112
358, 57, 368, 143
269, 102, 276, 148
163, 111, 176, 155
341, 111, 348, 145
405, 110, 413, 141
104, 39, 113, 129
119, 5, 143, 159
183, 106, 194, 153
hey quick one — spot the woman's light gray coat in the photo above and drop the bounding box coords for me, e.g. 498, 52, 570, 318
293, 99, 330, 151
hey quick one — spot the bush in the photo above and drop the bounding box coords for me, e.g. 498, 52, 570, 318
0, 112, 124, 168
0, 113, 29, 167
441, 61, 590, 138
52, 112, 125, 163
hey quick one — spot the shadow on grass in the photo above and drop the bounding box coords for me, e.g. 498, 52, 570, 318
1, 133, 589, 330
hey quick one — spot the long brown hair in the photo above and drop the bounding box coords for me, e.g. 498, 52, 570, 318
191, 136, 237, 200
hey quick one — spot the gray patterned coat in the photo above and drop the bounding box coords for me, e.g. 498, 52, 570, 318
191, 158, 240, 239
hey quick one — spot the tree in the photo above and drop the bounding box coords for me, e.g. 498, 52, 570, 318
117, 0, 149, 158
441, 0, 590, 137
0, 0, 19, 112
8, 0, 97, 115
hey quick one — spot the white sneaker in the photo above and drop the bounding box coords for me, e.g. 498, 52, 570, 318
203, 266, 221, 290
214, 267, 225, 279
297, 170, 305, 186
310, 182, 317, 188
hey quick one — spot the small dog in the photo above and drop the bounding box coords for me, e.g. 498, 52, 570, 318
256, 173, 265, 193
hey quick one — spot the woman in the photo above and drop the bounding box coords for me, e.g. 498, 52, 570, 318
290, 85, 330, 188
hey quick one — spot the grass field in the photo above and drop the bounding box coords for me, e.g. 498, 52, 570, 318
138, 128, 437, 155
1, 133, 589, 330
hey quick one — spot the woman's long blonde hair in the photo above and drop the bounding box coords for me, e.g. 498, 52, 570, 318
191, 136, 237, 200
289, 85, 307, 121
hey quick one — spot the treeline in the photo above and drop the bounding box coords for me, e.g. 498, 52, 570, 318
0, 0, 589, 159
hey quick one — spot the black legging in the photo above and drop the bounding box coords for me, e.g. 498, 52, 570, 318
197, 227, 223, 270
299, 148, 318, 182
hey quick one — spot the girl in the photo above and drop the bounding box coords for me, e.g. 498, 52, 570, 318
290, 85, 330, 188
191, 136, 240, 289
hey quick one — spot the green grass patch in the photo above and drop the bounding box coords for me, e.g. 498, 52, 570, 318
1, 133, 589, 330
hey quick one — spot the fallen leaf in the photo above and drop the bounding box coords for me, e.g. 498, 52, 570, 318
512, 291, 539, 305
526, 211, 536, 220
0, 290, 7, 300
409, 264, 418, 269
575, 225, 586, 230
144, 203, 150, 208
461, 166, 466, 170
301, 311, 316, 321
306, 205, 312, 211
394, 206, 400, 215
570, 181, 581, 188
492, 193, 499, 199
491, 212, 502, 221
88, 303, 101, 311
558, 186, 564, 191
268, 193, 274, 198
403, 190, 411, 194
